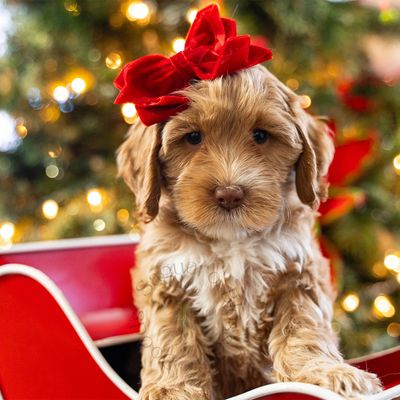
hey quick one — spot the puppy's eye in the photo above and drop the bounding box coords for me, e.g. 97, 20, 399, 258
185, 131, 202, 145
253, 129, 270, 144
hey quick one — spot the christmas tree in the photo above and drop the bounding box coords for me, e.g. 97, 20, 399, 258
0, 0, 399, 357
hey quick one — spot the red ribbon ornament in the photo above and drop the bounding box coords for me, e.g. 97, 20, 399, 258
114, 4, 273, 126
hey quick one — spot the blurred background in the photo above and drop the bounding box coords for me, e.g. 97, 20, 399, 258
0, 0, 399, 357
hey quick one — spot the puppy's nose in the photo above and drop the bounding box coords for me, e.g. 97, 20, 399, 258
215, 185, 244, 210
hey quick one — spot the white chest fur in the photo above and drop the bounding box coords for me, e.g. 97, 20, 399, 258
158, 227, 312, 344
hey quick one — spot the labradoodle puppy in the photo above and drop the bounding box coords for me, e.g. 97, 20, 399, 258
117, 65, 381, 400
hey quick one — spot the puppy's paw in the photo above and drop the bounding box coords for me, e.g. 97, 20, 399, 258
138, 383, 209, 400
293, 362, 382, 399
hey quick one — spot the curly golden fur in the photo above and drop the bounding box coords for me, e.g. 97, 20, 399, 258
117, 65, 381, 400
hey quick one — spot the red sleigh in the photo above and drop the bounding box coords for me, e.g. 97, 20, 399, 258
0, 235, 400, 400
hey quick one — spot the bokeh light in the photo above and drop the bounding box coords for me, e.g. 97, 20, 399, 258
374, 295, 396, 318
341, 293, 360, 312
42, 200, 59, 220
126, 1, 150, 21
186, 8, 198, 24
71, 77, 87, 94
53, 86, 70, 103
48, 145, 62, 158
0, 111, 21, 152
93, 218, 106, 231
105, 52, 123, 69
172, 37, 185, 53
384, 253, 400, 272
387, 322, 400, 337
393, 154, 400, 174
0, 2, 11, 57
87, 189, 103, 207
16, 123, 28, 138
286, 78, 299, 90
45, 165, 60, 179
300, 95, 312, 109
64, 0, 80, 15
121, 103, 137, 118
0, 222, 15, 240
117, 208, 130, 224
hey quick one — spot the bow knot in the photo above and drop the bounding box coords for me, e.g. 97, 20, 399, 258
114, 4, 272, 126
170, 51, 195, 82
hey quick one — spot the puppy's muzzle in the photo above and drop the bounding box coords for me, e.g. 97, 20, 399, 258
214, 185, 244, 210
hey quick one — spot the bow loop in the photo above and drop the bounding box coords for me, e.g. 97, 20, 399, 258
114, 4, 272, 126
185, 4, 228, 50
114, 55, 186, 103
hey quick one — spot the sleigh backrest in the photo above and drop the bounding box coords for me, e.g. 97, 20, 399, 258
0, 235, 141, 343
0, 264, 138, 400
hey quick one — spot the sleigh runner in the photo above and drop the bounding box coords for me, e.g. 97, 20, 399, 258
0, 235, 400, 400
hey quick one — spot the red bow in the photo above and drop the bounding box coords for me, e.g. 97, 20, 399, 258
114, 4, 273, 126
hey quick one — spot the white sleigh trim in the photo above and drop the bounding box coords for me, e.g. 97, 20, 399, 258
0, 234, 140, 254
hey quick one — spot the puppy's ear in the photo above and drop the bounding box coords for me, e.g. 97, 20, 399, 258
295, 114, 334, 209
295, 114, 334, 208
266, 68, 334, 208
117, 120, 162, 223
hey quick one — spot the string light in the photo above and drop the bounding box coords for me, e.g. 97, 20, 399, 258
341, 293, 360, 312
374, 295, 396, 319
87, 189, 102, 206
117, 208, 130, 224
121, 103, 137, 124
46, 165, 60, 179
384, 253, 400, 272
121, 103, 137, 118
40, 105, 60, 123
45, 165, 59, 178
126, 1, 150, 21
393, 154, 400, 174
172, 37, 185, 53
186, 8, 198, 24
71, 77, 87, 94
300, 95, 312, 109
16, 124, 28, 138
105, 52, 123, 69
48, 145, 62, 158
52, 86, 70, 103
0, 222, 15, 240
387, 322, 400, 337
372, 262, 388, 278
286, 78, 299, 91
0, 111, 21, 152
65, 69, 95, 94
64, 0, 80, 15
93, 219, 106, 232
42, 200, 59, 220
